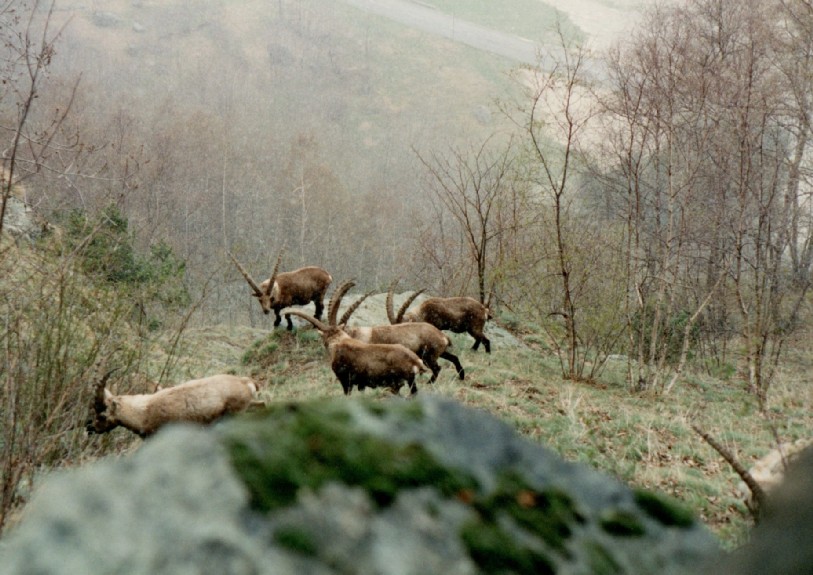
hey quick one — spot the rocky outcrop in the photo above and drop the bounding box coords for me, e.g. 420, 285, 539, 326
737, 437, 813, 501
711, 445, 813, 575
0, 396, 719, 574
1, 196, 47, 243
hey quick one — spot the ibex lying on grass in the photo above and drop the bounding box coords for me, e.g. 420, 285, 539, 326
285, 284, 430, 396
329, 280, 464, 383
394, 283, 492, 353
86, 371, 259, 438
229, 250, 332, 330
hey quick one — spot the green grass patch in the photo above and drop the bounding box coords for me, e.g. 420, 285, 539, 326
427, 0, 582, 43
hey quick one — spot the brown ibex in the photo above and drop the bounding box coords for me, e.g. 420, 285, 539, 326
329, 280, 465, 383
86, 371, 259, 438
229, 250, 332, 330
394, 283, 492, 353
285, 282, 430, 396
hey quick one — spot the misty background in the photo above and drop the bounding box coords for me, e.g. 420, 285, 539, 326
13, 1, 556, 322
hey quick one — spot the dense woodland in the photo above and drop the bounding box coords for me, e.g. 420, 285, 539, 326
1, 0, 813, 542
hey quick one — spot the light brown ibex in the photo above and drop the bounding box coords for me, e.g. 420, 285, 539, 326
229, 250, 332, 330
394, 282, 492, 353
86, 371, 259, 438
285, 282, 430, 396
329, 280, 465, 383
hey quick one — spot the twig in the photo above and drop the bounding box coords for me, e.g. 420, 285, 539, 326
692, 424, 767, 523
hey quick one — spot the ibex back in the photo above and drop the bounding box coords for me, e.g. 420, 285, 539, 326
86, 372, 259, 438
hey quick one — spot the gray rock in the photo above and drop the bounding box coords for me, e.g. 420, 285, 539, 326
709, 446, 813, 575
2, 196, 45, 243
0, 396, 719, 574
0, 425, 321, 575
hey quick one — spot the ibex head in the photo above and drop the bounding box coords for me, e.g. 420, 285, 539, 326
86, 368, 120, 435
229, 250, 283, 315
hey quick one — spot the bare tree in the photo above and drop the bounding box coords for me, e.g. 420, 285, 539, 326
414, 134, 529, 305
522, 29, 604, 381
598, 0, 813, 397
599, 3, 723, 391
0, 1, 72, 238
0, 2, 93, 534
703, 0, 812, 401
780, 0, 813, 290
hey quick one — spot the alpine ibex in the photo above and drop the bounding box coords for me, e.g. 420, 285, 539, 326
86, 371, 259, 438
329, 280, 465, 383
285, 283, 430, 396
229, 250, 332, 330
394, 282, 492, 353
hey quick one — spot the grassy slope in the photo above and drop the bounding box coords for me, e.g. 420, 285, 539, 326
213, 324, 813, 549
426, 0, 582, 42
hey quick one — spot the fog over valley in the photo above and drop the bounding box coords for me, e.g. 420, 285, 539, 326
21, 0, 647, 323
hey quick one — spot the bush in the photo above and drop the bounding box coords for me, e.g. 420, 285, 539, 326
631, 304, 701, 366
0, 205, 193, 533
0, 247, 142, 534
61, 205, 190, 328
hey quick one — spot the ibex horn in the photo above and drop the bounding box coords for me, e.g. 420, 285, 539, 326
285, 309, 329, 332
265, 249, 285, 296
386, 278, 400, 324
396, 289, 425, 324
93, 367, 119, 410
338, 291, 375, 326
328, 280, 356, 326
228, 251, 263, 296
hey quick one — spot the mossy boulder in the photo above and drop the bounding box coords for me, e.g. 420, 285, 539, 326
0, 396, 719, 574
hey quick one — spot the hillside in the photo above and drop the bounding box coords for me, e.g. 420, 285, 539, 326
169, 310, 812, 550
4, 0, 813, 557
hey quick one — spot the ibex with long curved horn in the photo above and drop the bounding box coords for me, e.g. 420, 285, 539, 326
394, 281, 493, 353
86, 370, 258, 438
229, 250, 332, 331
329, 280, 464, 383
285, 282, 430, 396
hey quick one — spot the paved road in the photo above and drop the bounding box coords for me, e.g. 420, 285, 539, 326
339, 0, 545, 66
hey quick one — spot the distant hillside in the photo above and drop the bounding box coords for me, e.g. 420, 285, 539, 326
23, 0, 651, 321
49, 0, 537, 188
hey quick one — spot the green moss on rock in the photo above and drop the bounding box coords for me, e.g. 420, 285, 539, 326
471, 472, 583, 555
599, 510, 647, 537
584, 540, 623, 575
273, 526, 318, 557
460, 520, 556, 575
633, 489, 695, 528
220, 400, 473, 512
